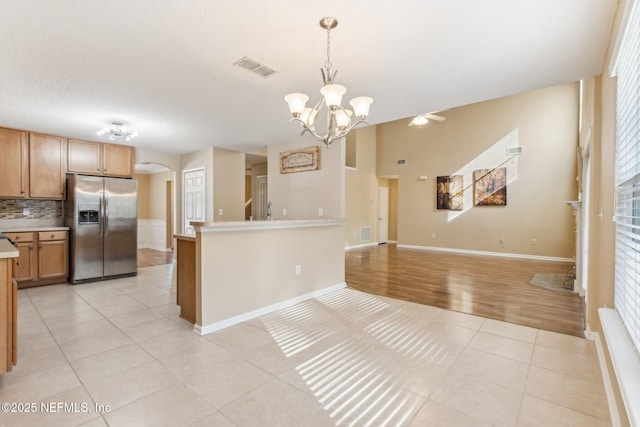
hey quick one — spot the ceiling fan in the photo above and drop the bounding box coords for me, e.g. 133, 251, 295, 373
408, 111, 446, 127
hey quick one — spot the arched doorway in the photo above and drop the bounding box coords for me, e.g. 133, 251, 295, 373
135, 162, 176, 267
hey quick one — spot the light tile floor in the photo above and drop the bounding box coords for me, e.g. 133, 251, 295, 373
0, 264, 611, 427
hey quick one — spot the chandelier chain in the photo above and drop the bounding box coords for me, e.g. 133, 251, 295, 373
325, 27, 332, 68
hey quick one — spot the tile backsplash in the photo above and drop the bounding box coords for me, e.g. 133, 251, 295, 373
0, 199, 63, 219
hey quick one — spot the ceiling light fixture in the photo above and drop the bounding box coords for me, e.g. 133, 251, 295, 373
284, 17, 373, 148
408, 112, 446, 127
97, 122, 138, 141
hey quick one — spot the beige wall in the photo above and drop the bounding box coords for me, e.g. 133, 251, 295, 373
582, 0, 630, 424
136, 173, 151, 219
345, 126, 378, 246
196, 223, 345, 328
376, 83, 579, 258
268, 141, 345, 219
388, 179, 398, 241
213, 147, 245, 221
148, 170, 174, 221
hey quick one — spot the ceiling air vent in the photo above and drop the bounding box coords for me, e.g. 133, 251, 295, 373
233, 56, 278, 78
396, 159, 407, 166
506, 146, 523, 156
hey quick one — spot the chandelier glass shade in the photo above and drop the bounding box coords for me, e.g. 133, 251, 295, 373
97, 122, 138, 141
284, 17, 373, 147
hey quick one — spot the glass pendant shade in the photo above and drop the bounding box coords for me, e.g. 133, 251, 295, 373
349, 97, 374, 118
320, 84, 346, 107
284, 93, 309, 115
335, 109, 352, 128
300, 108, 318, 127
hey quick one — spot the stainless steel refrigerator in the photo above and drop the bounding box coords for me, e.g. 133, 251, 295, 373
65, 174, 137, 284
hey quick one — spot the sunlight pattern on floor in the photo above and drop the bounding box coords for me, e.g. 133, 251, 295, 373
364, 309, 450, 365
262, 289, 450, 426
296, 337, 424, 426
315, 288, 389, 323
260, 301, 344, 357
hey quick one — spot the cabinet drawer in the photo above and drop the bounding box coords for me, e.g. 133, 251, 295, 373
5, 232, 34, 243
38, 231, 68, 241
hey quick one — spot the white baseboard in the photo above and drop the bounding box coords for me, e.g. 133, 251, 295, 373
345, 242, 378, 251
586, 328, 621, 427
193, 282, 347, 336
396, 244, 574, 263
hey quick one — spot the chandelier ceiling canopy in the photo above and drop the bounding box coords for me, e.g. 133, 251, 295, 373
284, 17, 373, 148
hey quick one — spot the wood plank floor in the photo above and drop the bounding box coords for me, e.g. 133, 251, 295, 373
345, 244, 585, 337
137, 248, 174, 268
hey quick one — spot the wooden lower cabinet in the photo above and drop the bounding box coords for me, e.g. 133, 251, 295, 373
0, 257, 17, 374
8, 233, 37, 282
37, 231, 68, 280
5, 230, 68, 288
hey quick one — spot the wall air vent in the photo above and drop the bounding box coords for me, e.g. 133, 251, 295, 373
396, 159, 407, 166
233, 56, 278, 78
360, 227, 371, 242
506, 146, 523, 156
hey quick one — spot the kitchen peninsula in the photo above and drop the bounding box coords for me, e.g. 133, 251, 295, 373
175, 218, 345, 335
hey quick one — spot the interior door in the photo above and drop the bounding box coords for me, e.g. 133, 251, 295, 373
183, 168, 205, 235
256, 175, 268, 220
378, 187, 389, 244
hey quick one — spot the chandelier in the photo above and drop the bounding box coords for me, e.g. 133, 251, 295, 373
284, 17, 373, 148
97, 122, 138, 141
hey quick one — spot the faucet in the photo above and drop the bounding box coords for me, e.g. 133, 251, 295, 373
266, 201, 273, 220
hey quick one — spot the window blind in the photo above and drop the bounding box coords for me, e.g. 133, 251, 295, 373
614, 0, 640, 352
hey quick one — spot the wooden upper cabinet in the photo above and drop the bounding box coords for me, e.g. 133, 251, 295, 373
29, 133, 66, 199
0, 128, 28, 198
67, 139, 134, 178
67, 139, 102, 175
103, 143, 134, 177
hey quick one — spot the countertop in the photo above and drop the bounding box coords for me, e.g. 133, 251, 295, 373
0, 240, 19, 259
191, 218, 343, 233
0, 226, 70, 233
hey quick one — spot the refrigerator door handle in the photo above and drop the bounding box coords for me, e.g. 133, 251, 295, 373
99, 191, 105, 236
104, 191, 109, 234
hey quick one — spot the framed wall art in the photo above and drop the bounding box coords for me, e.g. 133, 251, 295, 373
279, 146, 320, 174
474, 167, 507, 206
436, 175, 463, 210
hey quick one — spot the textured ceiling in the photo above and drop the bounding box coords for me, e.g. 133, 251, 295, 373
0, 0, 617, 155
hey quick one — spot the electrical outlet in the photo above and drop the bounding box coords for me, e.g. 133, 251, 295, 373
531, 238, 537, 245
22, 207, 30, 216
282, 208, 287, 216
295, 264, 301, 275
431, 233, 436, 239
218, 208, 224, 216
499, 237, 504, 244
318, 208, 323, 217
